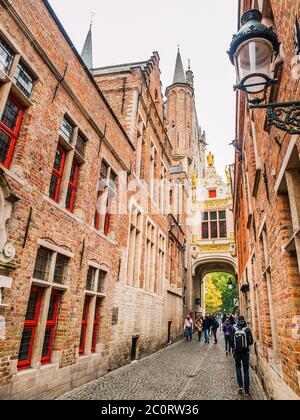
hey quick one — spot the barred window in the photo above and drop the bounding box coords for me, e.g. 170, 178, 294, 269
75, 132, 86, 157
60, 117, 74, 141
0, 38, 14, 74
14, 62, 34, 98
53, 254, 69, 284
86, 266, 97, 291
33, 248, 52, 281
97, 270, 107, 294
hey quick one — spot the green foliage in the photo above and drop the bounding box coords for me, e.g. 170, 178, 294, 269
210, 272, 239, 315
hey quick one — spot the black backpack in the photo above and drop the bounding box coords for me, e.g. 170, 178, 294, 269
234, 327, 250, 351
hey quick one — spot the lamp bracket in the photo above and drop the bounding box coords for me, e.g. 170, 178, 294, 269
250, 101, 300, 135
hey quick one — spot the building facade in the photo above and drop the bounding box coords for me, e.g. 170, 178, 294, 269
234, 0, 300, 400
0, 0, 205, 399
191, 153, 237, 316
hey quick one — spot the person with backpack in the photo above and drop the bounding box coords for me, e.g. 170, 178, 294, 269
211, 316, 220, 344
232, 316, 254, 396
222, 319, 234, 355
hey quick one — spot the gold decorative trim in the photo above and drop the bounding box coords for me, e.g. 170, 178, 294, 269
204, 199, 228, 209
197, 244, 231, 253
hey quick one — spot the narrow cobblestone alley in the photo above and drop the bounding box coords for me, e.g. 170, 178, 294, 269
58, 334, 266, 401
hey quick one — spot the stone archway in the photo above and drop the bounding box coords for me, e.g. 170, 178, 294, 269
192, 256, 237, 316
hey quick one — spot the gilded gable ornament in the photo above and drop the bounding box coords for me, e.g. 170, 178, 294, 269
207, 152, 215, 167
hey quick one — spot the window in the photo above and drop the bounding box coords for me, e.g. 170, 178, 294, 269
145, 221, 156, 292
105, 171, 117, 236
79, 296, 90, 355
18, 287, 43, 370
85, 266, 107, 294
97, 270, 106, 294
219, 211, 227, 239
0, 96, 23, 168
91, 299, 101, 353
0, 38, 14, 74
86, 266, 97, 291
201, 211, 227, 239
33, 246, 69, 285
150, 143, 157, 201
209, 189, 217, 199
136, 119, 145, 180
112, 307, 119, 325
49, 144, 66, 203
14, 62, 34, 98
33, 247, 52, 281
66, 159, 79, 213
53, 254, 69, 284
95, 161, 117, 236
157, 234, 166, 294
75, 132, 86, 157
60, 116, 74, 141
127, 206, 143, 287
41, 290, 60, 365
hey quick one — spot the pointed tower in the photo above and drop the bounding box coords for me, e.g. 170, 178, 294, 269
81, 23, 93, 71
173, 49, 186, 84
165, 48, 194, 168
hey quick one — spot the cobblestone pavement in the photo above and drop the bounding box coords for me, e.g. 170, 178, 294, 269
59, 333, 267, 401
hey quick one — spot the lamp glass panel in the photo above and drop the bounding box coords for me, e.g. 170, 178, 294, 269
236, 40, 273, 93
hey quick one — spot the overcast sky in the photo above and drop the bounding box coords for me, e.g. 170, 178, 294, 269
49, 0, 238, 178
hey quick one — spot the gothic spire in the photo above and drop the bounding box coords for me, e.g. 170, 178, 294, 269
186, 59, 194, 88
172, 47, 186, 85
81, 20, 93, 71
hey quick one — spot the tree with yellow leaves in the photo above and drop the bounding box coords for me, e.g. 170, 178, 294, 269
205, 275, 222, 315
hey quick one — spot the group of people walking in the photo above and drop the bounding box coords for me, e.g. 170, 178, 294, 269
184, 313, 254, 396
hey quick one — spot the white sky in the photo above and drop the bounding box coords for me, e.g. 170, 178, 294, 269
49, 0, 238, 177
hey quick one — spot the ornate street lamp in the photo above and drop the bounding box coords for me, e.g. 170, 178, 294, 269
228, 9, 300, 135
227, 279, 234, 290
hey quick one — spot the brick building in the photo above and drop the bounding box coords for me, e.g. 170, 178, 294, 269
0, 0, 205, 399
191, 153, 237, 317
233, 0, 300, 400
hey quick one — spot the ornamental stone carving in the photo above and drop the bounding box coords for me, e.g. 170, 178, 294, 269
0, 171, 19, 268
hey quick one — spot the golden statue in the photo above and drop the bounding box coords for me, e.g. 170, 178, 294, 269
192, 173, 198, 189
226, 166, 231, 184
207, 152, 214, 167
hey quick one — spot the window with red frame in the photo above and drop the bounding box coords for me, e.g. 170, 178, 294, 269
49, 144, 66, 203
0, 96, 23, 168
41, 289, 60, 365
91, 299, 101, 353
79, 296, 90, 355
66, 159, 79, 212
18, 287, 43, 370
209, 189, 217, 199
201, 211, 227, 239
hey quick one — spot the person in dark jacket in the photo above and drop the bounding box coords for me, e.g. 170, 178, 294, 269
232, 317, 254, 396
222, 314, 227, 325
203, 316, 211, 344
222, 319, 234, 355
211, 316, 219, 344
229, 314, 235, 326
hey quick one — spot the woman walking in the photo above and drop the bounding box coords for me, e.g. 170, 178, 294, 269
195, 316, 203, 342
223, 318, 234, 355
184, 315, 193, 342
